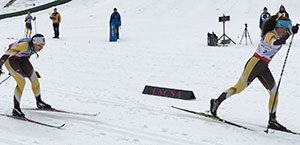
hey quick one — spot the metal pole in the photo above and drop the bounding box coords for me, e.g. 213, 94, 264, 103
0, 75, 11, 85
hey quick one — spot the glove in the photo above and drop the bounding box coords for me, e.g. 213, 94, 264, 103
292, 24, 299, 34
0, 68, 3, 76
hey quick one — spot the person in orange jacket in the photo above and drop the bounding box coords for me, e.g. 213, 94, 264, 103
49, 8, 61, 38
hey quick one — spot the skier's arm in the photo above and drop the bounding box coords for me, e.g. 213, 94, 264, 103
0, 54, 8, 74
274, 24, 300, 45
5, 43, 28, 57
0, 43, 27, 73
273, 33, 290, 45
0, 55, 9, 67
264, 32, 288, 49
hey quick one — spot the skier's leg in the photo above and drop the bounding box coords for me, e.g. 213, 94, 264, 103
258, 68, 278, 113
216, 57, 261, 103
21, 59, 51, 109
4, 60, 26, 117
211, 57, 264, 116
258, 68, 287, 131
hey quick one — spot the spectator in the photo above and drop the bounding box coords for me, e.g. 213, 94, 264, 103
49, 8, 62, 38
277, 5, 289, 18
110, 8, 121, 39
259, 7, 271, 29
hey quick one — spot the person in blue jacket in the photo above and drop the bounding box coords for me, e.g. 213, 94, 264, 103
110, 8, 121, 39
259, 7, 271, 29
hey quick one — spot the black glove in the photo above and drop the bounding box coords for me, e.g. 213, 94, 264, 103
292, 24, 299, 34
0, 68, 3, 76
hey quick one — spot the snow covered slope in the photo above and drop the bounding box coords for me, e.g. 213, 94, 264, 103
0, 0, 300, 145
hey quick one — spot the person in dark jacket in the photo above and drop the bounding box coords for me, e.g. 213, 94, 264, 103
110, 8, 121, 39
277, 5, 289, 18
259, 7, 271, 29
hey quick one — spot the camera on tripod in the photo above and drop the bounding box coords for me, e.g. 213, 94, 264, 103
239, 23, 252, 45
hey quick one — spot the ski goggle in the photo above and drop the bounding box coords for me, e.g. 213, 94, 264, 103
276, 20, 292, 28
33, 42, 45, 48
32, 37, 45, 47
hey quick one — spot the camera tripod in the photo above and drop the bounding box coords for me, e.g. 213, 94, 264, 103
239, 23, 252, 45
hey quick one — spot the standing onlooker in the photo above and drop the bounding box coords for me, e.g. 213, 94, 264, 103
25, 11, 36, 38
110, 8, 121, 39
277, 5, 289, 18
259, 7, 271, 29
49, 8, 61, 39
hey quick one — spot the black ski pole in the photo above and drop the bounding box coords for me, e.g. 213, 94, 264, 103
0, 75, 11, 85
265, 31, 296, 133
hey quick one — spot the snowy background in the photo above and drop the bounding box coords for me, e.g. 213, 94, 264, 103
1, 0, 300, 145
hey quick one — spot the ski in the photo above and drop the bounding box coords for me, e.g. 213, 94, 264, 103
285, 130, 300, 135
267, 128, 300, 135
171, 106, 300, 135
0, 113, 65, 129
22, 108, 100, 116
171, 106, 253, 131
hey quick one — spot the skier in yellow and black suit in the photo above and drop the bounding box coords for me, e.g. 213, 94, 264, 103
24, 11, 36, 38
209, 14, 299, 131
0, 34, 52, 118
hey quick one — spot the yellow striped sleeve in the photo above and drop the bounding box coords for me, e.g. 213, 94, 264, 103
264, 32, 279, 49
5, 43, 29, 56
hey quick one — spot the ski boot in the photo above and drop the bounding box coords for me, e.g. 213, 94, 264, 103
268, 113, 288, 131
36, 100, 52, 110
12, 107, 25, 118
210, 99, 219, 117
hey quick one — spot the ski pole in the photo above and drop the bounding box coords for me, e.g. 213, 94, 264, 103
34, 17, 37, 34
24, 26, 26, 38
265, 29, 297, 133
0, 75, 11, 85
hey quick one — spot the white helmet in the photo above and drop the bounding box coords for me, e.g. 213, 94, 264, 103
32, 34, 45, 46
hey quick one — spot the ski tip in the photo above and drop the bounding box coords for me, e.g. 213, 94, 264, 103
58, 123, 66, 129
90, 112, 101, 116
95, 112, 101, 116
